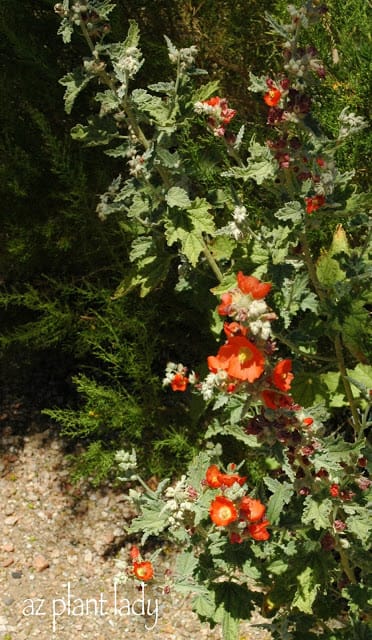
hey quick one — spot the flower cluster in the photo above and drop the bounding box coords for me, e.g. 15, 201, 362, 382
194, 96, 237, 137
163, 475, 199, 527
205, 465, 270, 542
162, 362, 197, 391
164, 272, 299, 409
167, 41, 198, 72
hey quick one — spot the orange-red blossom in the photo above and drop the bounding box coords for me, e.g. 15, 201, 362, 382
209, 496, 238, 527
264, 87, 282, 107
171, 372, 189, 392
133, 561, 154, 581
206, 464, 247, 489
271, 359, 294, 392
236, 272, 272, 299
208, 335, 265, 383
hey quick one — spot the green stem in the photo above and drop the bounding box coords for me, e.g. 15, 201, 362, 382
334, 333, 361, 436
299, 231, 326, 303
200, 239, 223, 282
79, 19, 95, 54
335, 539, 357, 585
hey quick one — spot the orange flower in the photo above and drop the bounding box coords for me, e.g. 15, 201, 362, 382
133, 561, 154, 581
271, 359, 294, 392
264, 88, 282, 107
248, 520, 270, 541
262, 389, 294, 410
217, 292, 233, 316
210, 496, 238, 526
305, 194, 325, 214
219, 472, 247, 487
239, 496, 266, 522
205, 464, 222, 488
237, 272, 272, 299
208, 336, 265, 383
223, 322, 247, 338
171, 372, 189, 392
129, 545, 140, 561
205, 465, 247, 488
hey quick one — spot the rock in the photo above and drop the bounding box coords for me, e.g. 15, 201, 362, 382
2, 557, 14, 567
4, 515, 18, 526
83, 549, 93, 563
2, 542, 15, 552
33, 554, 50, 572
4, 504, 15, 516
11, 570, 22, 579
102, 531, 115, 545
2, 596, 15, 606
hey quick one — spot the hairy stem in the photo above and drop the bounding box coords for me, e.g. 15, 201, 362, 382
334, 333, 361, 436
335, 539, 357, 585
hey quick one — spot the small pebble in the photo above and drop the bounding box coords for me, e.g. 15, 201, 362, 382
11, 570, 22, 579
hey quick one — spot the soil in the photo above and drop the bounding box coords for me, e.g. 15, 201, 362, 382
0, 422, 272, 640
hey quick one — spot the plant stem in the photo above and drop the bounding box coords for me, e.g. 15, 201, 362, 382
201, 239, 223, 282
335, 539, 357, 585
334, 333, 361, 436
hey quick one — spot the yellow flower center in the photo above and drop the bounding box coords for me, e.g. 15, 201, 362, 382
238, 347, 252, 364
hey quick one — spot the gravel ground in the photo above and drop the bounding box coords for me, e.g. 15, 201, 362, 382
0, 424, 272, 640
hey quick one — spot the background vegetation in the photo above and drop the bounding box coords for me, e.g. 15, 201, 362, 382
0, 0, 370, 482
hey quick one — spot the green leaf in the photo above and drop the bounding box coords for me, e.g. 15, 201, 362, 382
156, 147, 181, 169
131, 89, 169, 124
59, 68, 94, 114
293, 566, 319, 614
302, 496, 333, 530
128, 501, 170, 543
316, 252, 346, 286
264, 478, 294, 524
148, 81, 175, 95
136, 253, 173, 296
346, 507, 371, 547
222, 610, 240, 640
187, 198, 215, 235
265, 12, 292, 39
182, 231, 205, 266
208, 236, 235, 261
204, 421, 260, 448
129, 236, 153, 262
166, 186, 191, 209
320, 371, 345, 407
192, 591, 217, 621
95, 89, 120, 115
192, 80, 221, 103
347, 363, 372, 397
70, 116, 118, 146
214, 582, 255, 623
291, 372, 330, 407
312, 435, 364, 477
210, 274, 238, 296
175, 552, 198, 578
274, 201, 304, 223
248, 71, 268, 93
57, 19, 74, 44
